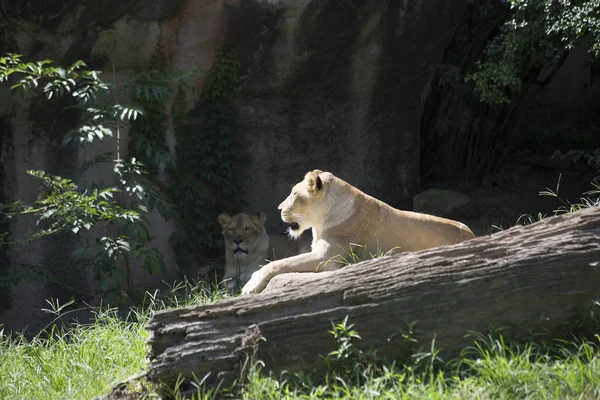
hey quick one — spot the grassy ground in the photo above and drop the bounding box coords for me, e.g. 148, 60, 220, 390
0, 282, 232, 400
0, 282, 598, 400
1, 189, 599, 400
0, 306, 147, 399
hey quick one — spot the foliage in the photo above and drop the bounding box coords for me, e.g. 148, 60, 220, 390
126, 68, 202, 224
0, 53, 191, 300
128, 72, 174, 176
0, 167, 166, 297
0, 54, 107, 103
326, 316, 363, 363
468, 0, 600, 103
1, 170, 140, 241
324, 242, 400, 270
0, 306, 148, 400
168, 48, 245, 263
539, 175, 600, 214
319, 316, 391, 383
91, 29, 135, 70
0, 281, 231, 400
1, 285, 599, 399
201, 48, 240, 100
552, 148, 600, 173
143, 278, 233, 310
236, 312, 600, 400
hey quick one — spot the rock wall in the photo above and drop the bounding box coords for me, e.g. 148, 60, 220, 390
228, 0, 469, 232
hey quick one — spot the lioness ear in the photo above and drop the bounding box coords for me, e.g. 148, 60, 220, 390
254, 212, 267, 226
218, 213, 231, 227
306, 171, 323, 193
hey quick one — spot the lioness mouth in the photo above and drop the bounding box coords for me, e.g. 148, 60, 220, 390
289, 222, 300, 231
233, 248, 248, 254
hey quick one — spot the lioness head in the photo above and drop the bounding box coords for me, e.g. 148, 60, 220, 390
278, 169, 334, 238
218, 212, 267, 261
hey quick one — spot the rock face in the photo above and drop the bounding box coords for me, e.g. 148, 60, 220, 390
230, 0, 469, 215
0, 0, 474, 334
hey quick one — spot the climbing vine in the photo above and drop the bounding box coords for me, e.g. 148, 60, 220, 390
168, 49, 246, 268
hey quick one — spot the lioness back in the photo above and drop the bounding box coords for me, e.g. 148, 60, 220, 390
393, 209, 475, 250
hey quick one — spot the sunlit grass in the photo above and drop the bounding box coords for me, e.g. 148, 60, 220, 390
0, 283, 598, 400
0, 280, 232, 400
232, 332, 600, 400
0, 307, 147, 400
1, 185, 600, 400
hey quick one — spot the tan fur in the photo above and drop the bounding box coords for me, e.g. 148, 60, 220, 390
218, 212, 311, 289
242, 170, 476, 294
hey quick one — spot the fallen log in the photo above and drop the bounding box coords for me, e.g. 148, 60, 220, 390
146, 208, 600, 388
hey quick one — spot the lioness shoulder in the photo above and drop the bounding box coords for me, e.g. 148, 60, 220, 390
242, 170, 475, 294
218, 212, 311, 289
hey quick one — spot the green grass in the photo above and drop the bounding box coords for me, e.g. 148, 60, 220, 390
233, 332, 600, 400
1, 181, 599, 399
493, 177, 600, 231
320, 242, 401, 271
2, 289, 598, 399
0, 307, 147, 400
0, 281, 233, 400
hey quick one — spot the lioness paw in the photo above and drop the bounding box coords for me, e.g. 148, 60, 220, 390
241, 272, 269, 294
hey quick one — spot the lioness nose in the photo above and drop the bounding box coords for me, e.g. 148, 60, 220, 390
233, 239, 243, 245
277, 205, 282, 212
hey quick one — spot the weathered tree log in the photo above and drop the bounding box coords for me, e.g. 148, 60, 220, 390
147, 208, 600, 388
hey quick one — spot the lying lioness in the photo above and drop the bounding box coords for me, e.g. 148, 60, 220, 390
242, 169, 475, 294
218, 212, 310, 289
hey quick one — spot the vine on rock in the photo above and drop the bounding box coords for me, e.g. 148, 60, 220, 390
169, 49, 246, 273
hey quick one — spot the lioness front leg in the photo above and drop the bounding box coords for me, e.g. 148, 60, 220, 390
241, 249, 338, 294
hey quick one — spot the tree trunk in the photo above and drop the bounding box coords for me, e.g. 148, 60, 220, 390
147, 208, 600, 388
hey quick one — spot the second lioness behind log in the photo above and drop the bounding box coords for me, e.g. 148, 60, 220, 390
242, 169, 475, 294
218, 212, 311, 289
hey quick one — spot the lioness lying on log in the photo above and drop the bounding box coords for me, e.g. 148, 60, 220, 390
218, 212, 311, 289
242, 170, 475, 294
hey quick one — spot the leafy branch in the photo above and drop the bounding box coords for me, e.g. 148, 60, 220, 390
0, 53, 181, 300
468, 0, 600, 104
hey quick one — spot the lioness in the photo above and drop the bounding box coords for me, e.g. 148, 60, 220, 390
242, 169, 475, 294
218, 212, 311, 289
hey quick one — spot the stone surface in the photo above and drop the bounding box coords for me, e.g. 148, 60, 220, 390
232, 0, 470, 218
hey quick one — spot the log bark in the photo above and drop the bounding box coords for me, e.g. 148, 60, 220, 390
146, 208, 600, 387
